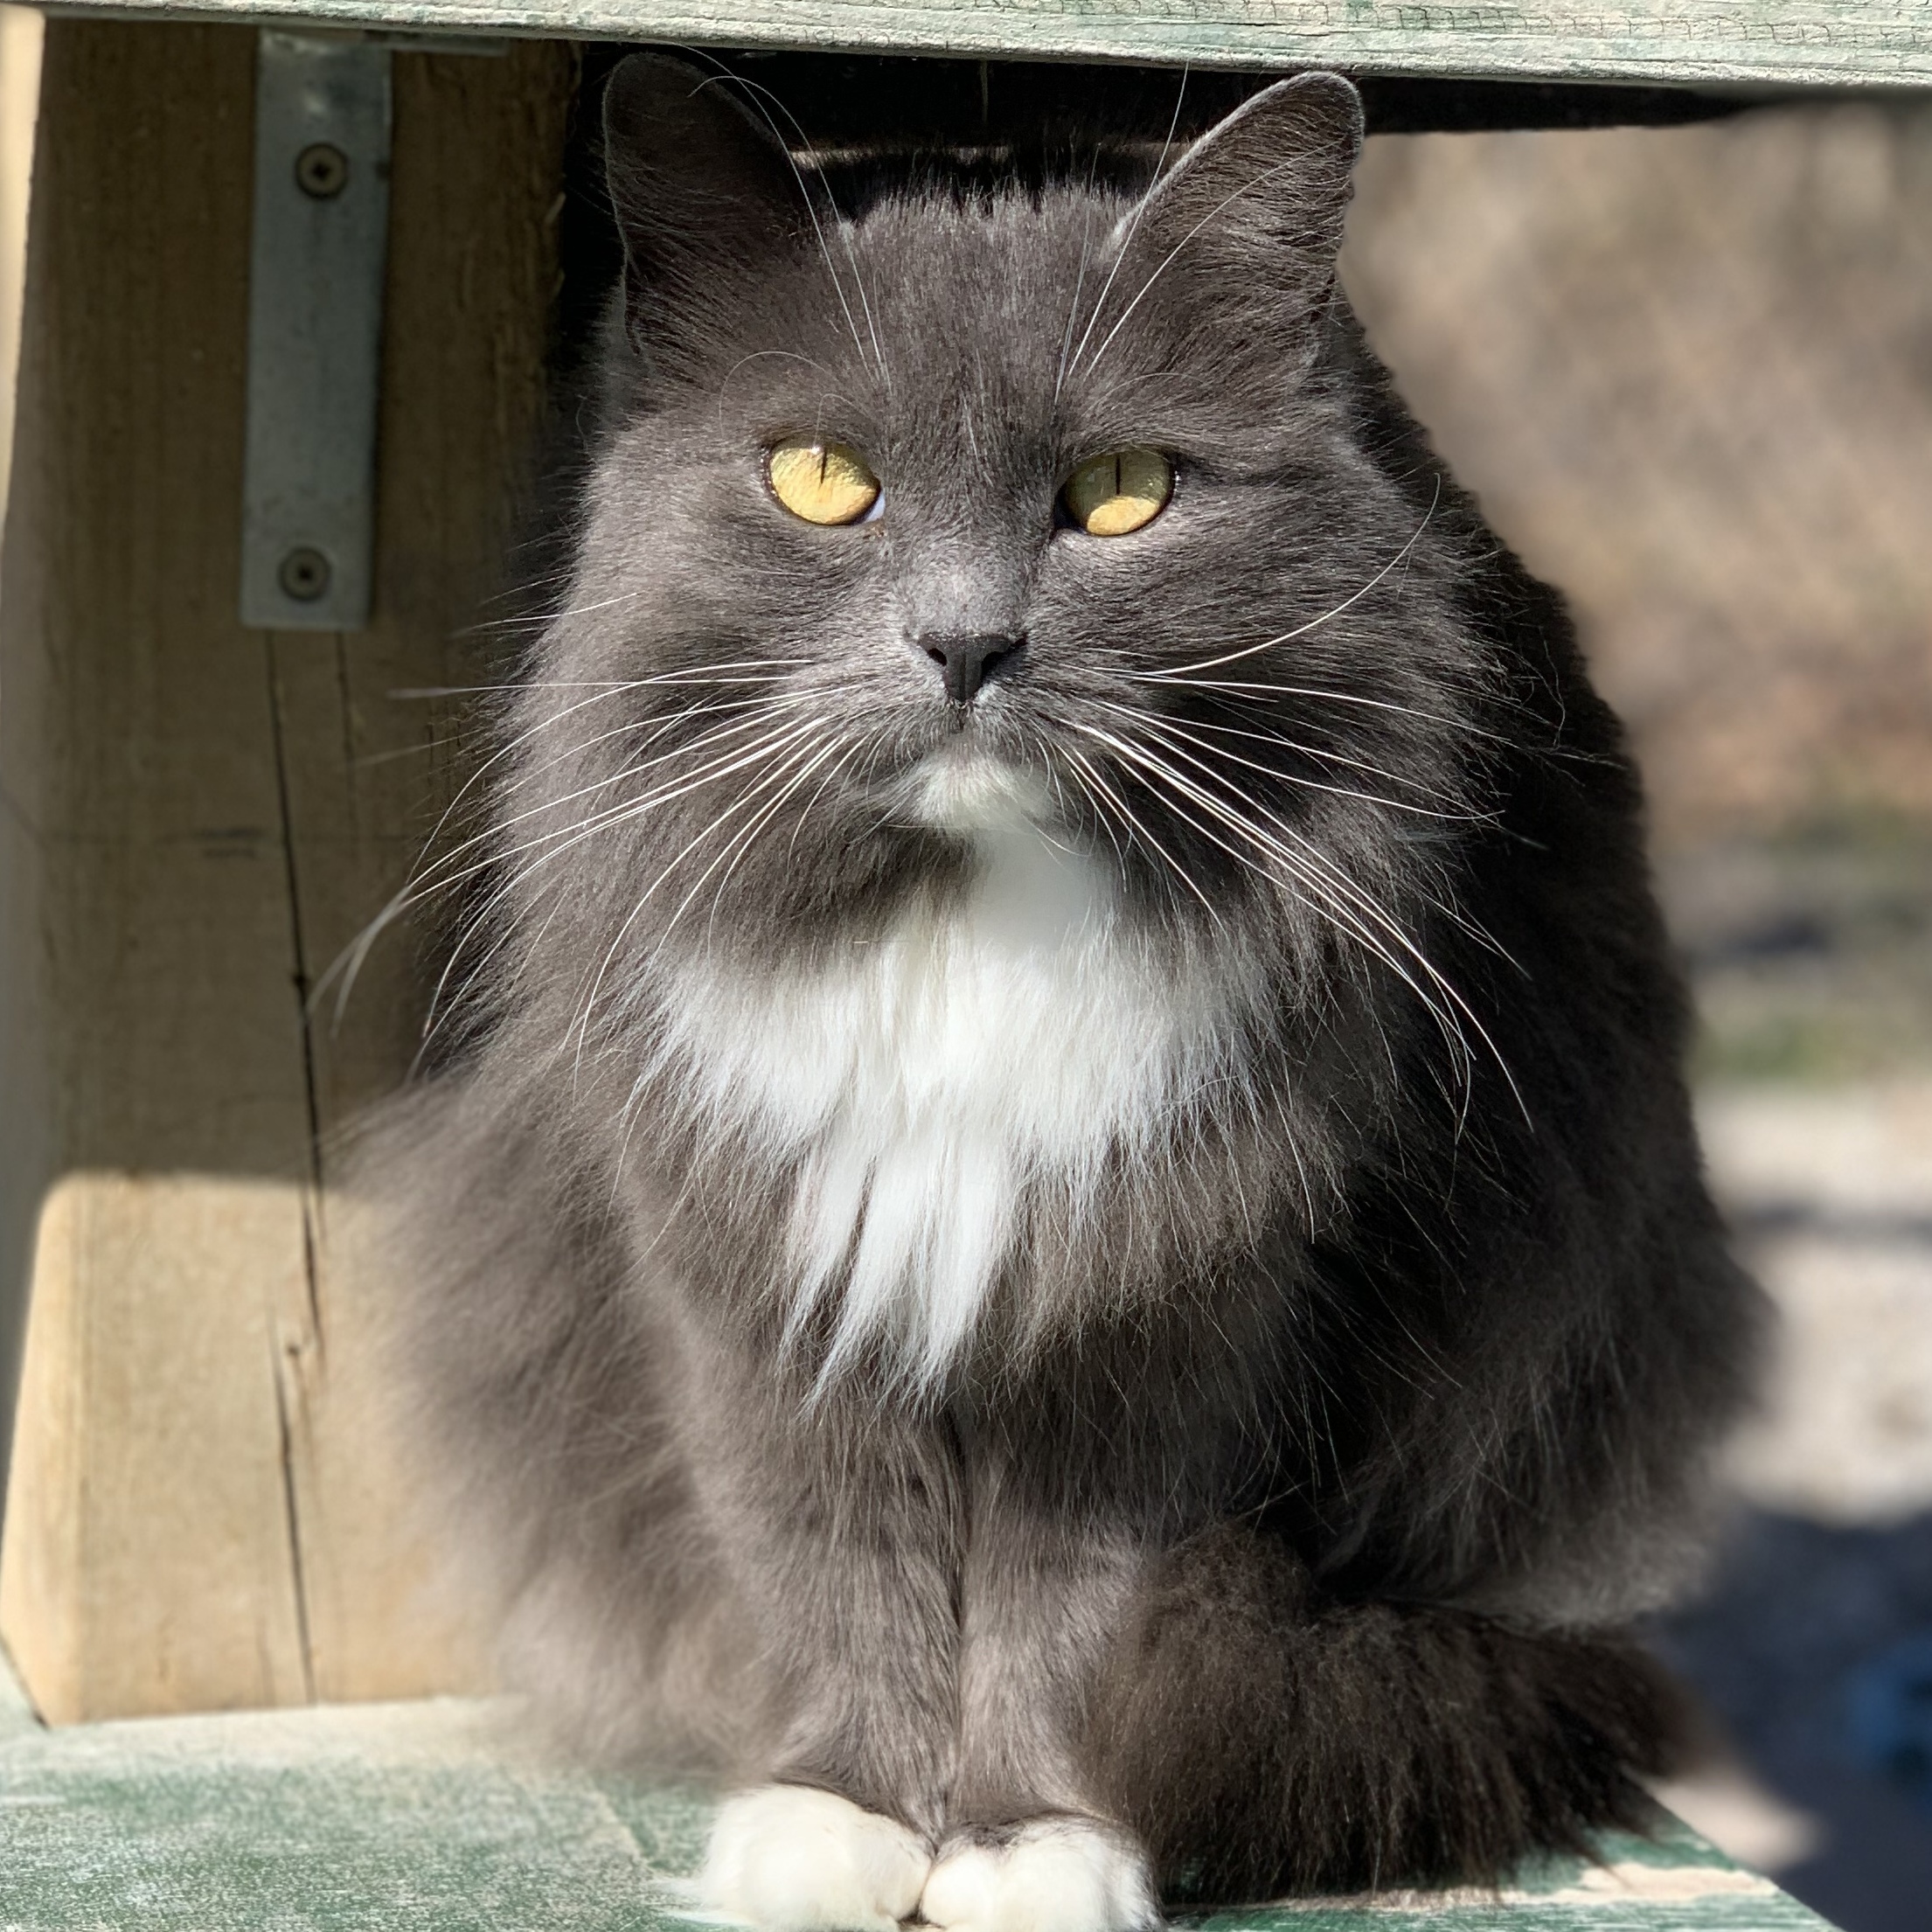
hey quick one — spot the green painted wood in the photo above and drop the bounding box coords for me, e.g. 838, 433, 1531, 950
0, 1655, 1838, 1932
32, 0, 1932, 88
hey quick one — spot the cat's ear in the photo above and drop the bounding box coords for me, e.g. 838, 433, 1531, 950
601, 55, 802, 353
1110, 73, 1362, 353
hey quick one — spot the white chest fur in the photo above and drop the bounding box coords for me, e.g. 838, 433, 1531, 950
657, 806, 1240, 1385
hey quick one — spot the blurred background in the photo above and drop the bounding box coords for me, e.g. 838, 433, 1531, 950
1343, 103, 1932, 1932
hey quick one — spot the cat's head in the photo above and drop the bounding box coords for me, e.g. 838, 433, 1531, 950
498, 57, 1498, 1001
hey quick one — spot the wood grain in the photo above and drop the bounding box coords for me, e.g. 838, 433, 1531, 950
38, 0, 1932, 90
270, 35, 573, 1706
0, 19, 570, 1720
0, 19, 315, 1725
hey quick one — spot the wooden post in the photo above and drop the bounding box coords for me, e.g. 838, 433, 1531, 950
0, 18, 573, 1721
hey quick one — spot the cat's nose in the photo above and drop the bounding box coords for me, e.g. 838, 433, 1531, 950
918, 632, 1022, 705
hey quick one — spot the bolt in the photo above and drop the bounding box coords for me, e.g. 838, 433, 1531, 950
278, 546, 331, 602
295, 142, 349, 199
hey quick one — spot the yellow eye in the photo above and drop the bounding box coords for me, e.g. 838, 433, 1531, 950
767, 438, 880, 526
1062, 448, 1173, 536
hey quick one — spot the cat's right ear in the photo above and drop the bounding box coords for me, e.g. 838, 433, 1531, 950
601, 56, 802, 357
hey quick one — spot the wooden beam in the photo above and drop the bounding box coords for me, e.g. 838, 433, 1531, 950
35, 0, 1932, 91
0, 18, 570, 1721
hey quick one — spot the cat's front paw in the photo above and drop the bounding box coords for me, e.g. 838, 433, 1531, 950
699, 1785, 933, 1932
919, 1819, 1160, 1932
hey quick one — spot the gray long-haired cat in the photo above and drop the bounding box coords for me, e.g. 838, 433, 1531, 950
365, 53, 1766, 1931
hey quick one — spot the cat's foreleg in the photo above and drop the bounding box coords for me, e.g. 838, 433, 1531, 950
677, 1372, 963, 1931
920, 1477, 1162, 1932
1081, 1524, 1690, 1902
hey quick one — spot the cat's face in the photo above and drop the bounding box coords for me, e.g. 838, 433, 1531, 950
518, 61, 1490, 975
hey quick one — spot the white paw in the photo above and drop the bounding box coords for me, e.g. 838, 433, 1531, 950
698, 1785, 933, 1932
918, 1820, 1160, 1932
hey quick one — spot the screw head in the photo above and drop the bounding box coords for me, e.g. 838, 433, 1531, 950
295, 142, 349, 199
278, 546, 332, 602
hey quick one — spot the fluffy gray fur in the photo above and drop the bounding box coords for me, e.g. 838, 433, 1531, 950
359, 57, 1765, 1909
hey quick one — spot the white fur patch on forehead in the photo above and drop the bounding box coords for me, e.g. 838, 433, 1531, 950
652, 787, 1250, 1388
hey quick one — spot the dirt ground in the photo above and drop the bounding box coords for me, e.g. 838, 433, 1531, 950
1660, 1078, 1932, 1930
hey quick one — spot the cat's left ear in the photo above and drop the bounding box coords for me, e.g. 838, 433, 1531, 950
1111, 73, 1363, 350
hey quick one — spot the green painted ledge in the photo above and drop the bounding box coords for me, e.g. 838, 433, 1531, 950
37, 0, 1932, 89
0, 1657, 1836, 1932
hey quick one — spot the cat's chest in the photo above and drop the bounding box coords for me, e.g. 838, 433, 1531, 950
667, 829, 1213, 1152
658, 827, 1236, 1377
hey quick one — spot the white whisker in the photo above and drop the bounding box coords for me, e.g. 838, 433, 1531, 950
1080, 155, 1306, 379
567, 732, 836, 1067
1123, 703, 1469, 805
693, 64, 888, 387
1075, 720, 1522, 1123
1142, 479, 1441, 679
1066, 64, 1189, 381
415, 714, 831, 1036
1097, 699, 1478, 823
1128, 673, 1509, 746
1056, 740, 1221, 927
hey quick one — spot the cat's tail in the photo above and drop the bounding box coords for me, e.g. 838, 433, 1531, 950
1082, 1525, 1691, 1903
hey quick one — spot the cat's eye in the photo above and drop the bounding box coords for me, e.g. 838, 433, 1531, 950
1062, 448, 1173, 537
767, 438, 881, 526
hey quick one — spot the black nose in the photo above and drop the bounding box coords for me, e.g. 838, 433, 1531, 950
919, 632, 1021, 705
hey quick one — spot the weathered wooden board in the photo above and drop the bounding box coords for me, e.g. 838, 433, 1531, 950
0, 8, 39, 511
0, 0, 48, 1654
0, 18, 568, 1722
0, 1664, 1838, 1932
35, 0, 1932, 89
0, 17, 319, 1726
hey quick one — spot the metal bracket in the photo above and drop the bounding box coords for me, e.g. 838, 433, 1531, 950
239, 31, 392, 632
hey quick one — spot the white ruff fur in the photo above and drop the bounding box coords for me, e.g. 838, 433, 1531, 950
656, 754, 1246, 1384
